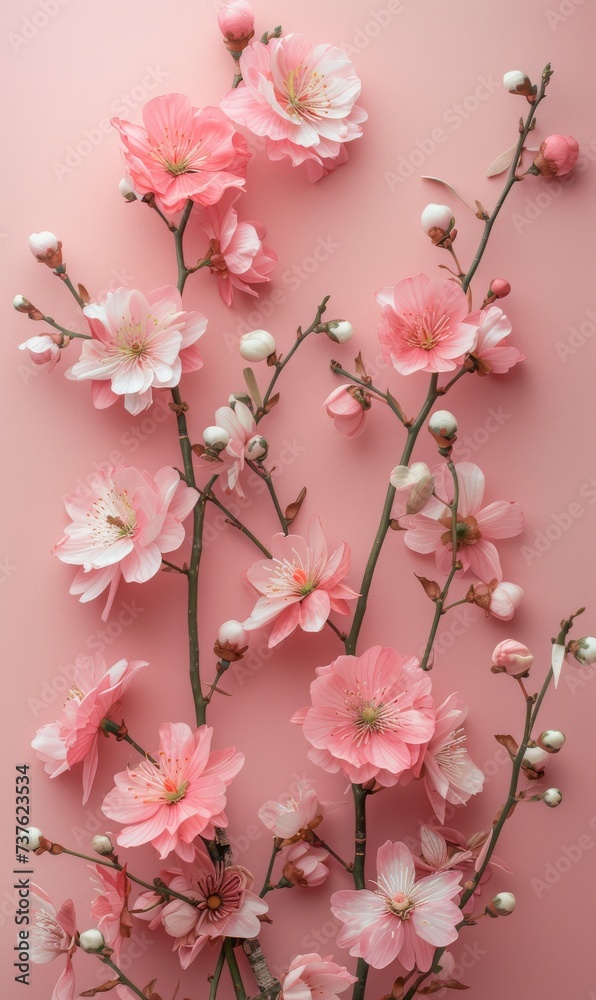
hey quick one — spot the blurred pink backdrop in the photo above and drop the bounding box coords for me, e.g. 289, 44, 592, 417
2, 0, 595, 997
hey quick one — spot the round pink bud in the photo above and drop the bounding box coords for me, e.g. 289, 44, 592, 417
491, 639, 533, 677
217, 620, 249, 648
324, 384, 370, 438
489, 278, 511, 299
420, 203, 454, 238
28, 231, 59, 260
488, 582, 523, 621
534, 135, 579, 177
217, 1, 255, 42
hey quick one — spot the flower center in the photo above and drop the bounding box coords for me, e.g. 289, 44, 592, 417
389, 891, 413, 917
267, 552, 319, 598
433, 728, 468, 776
282, 65, 331, 122
206, 894, 222, 910
346, 687, 401, 747
149, 126, 206, 176
67, 684, 84, 703
439, 514, 481, 550
402, 309, 451, 352
91, 488, 137, 545
162, 778, 189, 804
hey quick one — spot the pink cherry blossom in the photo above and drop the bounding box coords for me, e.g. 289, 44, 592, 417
158, 849, 268, 968
112, 94, 250, 214
53, 465, 198, 621
376, 274, 478, 375
414, 695, 484, 824
102, 723, 243, 860
66, 286, 206, 415
403, 462, 524, 582
220, 34, 366, 178
331, 840, 462, 971
30, 884, 77, 1000
292, 647, 435, 786
282, 842, 329, 887
242, 515, 358, 647
415, 826, 511, 887
89, 864, 132, 958
19, 333, 61, 371
468, 305, 525, 375
258, 778, 322, 841
324, 384, 370, 437
280, 954, 356, 1000
491, 638, 534, 676
32, 654, 147, 804
199, 195, 277, 306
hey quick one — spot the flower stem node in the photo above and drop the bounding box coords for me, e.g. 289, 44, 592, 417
239, 329, 277, 362
78, 929, 106, 954
488, 892, 517, 916
538, 730, 566, 753
322, 320, 354, 344
91, 834, 115, 856
23, 827, 43, 851
245, 434, 269, 460
572, 637, 596, 666
542, 788, 563, 808
28, 231, 63, 268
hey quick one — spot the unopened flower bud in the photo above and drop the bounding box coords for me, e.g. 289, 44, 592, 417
79, 929, 105, 953
489, 892, 517, 916
543, 787, 562, 808
538, 730, 566, 753
390, 463, 435, 515
214, 619, 249, 662
228, 392, 253, 410
218, 0, 255, 52
491, 639, 533, 678
522, 746, 548, 770
28, 231, 63, 268
533, 135, 579, 177
91, 834, 114, 856
421, 203, 454, 243
245, 434, 268, 460
489, 278, 511, 299
118, 177, 139, 201
325, 320, 354, 344
239, 329, 276, 362
13, 295, 33, 313
203, 426, 230, 450
573, 637, 596, 666
503, 71, 533, 97
429, 410, 457, 440
24, 827, 43, 851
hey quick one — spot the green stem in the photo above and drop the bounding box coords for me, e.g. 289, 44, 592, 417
438, 365, 471, 395
260, 841, 282, 897
224, 938, 248, 1000
419, 461, 460, 671
205, 492, 272, 555
57, 846, 200, 906
61, 275, 86, 309
330, 362, 405, 424
345, 374, 439, 655
210, 946, 227, 1000
161, 557, 188, 574
42, 316, 91, 339
312, 836, 353, 872
351, 784, 370, 1000
98, 956, 147, 1000
175, 199, 194, 295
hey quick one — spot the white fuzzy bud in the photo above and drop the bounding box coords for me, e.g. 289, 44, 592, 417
13, 295, 33, 313
245, 435, 268, 460
28, 231, 59, 260
574, 637, 596, 666
503, 70, 531, 94
325, 320, 354, 344
118, 177, 139, 201
91, 834, 114, 856
429, 410, 457, 440
203, 426, 230, 449
24, 827, 43, 850
490, 892, 516, 915
543, 788, 563, 808
522, 746, 548, 769
217, 620, 249, 647
537, 730, 566, 753
239, 329, 276, 362
420, 203, 454, 236
78, 929, 105, 953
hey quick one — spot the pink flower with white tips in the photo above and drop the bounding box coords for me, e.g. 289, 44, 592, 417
199, 195, 277, 306
292, 647, 435, 786
158, 848, 268, 968
468, 305, 525, 375
414, 695, 485, 824
330, 840, 462, 971
112, 94, 250, 214
324, 384, 370, 437
376, 274, 478, 375
242, 515, 358, 647
19, 333, 61, 371
31, 654, 147, 804
280, 954, 356, 1000
403, 462, 524, 582
220, 34, 366, 178
66, 286, 206, 415
30, 884, 77, 1000
258, 778, 322, 841
102, 723, 243, 861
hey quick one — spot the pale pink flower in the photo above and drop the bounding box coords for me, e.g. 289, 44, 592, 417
66, 286, 206, 415
282, 842, 329, 887
89, 864, 132, 958
200, 400, 256, 496
30, 884, 77, 1000
331, 840, 461, 971
242, 515, 358, 647
414, 695, 485, 824
534, 134, 579, 176
468, 305, 525, 375
32, 654, 147, 804
112, 94, 250, 214
158, 849, 268, 968
486, 581, 524, 620
376, 274, 478, 375
199, 195, 277, 306
53, 465, 198, 621
324, 384, 370, 437
258, 778, 321, 841
220, 34, 366, 178
403, 462, 524, 582
292, 647, 435, 786
280, 954, 356, 1000
491, 638, 534, 676
19, 333, 61, 371
415, 826, 511, 888
102, 723, 243, 861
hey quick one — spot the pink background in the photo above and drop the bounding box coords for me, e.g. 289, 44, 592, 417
2, 0, 595, 997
